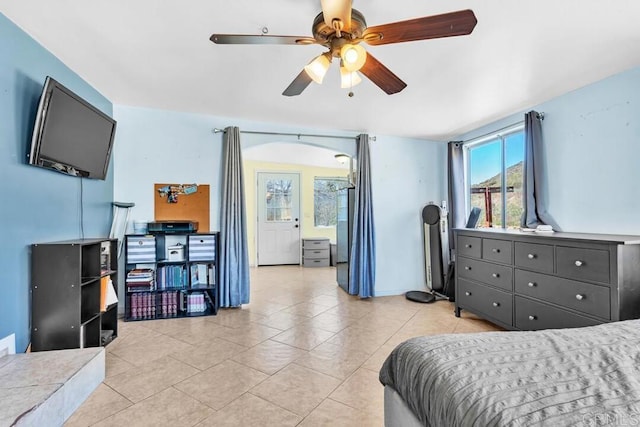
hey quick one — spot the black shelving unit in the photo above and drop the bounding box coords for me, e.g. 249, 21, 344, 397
124, 232, 219, 321
31, 238, 119, 352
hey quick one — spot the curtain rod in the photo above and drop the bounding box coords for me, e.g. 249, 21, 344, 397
461, 112, 544, 144
211, 128, 375, 141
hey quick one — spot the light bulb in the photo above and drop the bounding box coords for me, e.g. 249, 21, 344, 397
340, 67, 362, 88
304, 53, 332, 84
340, 44, 367, 72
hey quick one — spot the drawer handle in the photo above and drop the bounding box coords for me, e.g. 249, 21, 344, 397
464, 266, 471, 271
527, 254, 536, 260
527, 282, 536, 288
492, 248, 500, 253
576, 294, 585, 301
575, 260, 584, 267
492, 302, 500, 307
465, 291, 471, 296
528, 315, 537, 321
465, 244, 472, 248
491, 273, 499, 278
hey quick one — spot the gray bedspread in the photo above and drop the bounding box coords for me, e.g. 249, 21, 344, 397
379, 320, 640, 426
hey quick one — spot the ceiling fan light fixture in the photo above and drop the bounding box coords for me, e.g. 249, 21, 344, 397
304, 53, 332, 84
340, 66, 362, 88
340, 44, 367, 72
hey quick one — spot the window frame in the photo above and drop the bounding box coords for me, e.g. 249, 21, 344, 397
463, 123, 524, 229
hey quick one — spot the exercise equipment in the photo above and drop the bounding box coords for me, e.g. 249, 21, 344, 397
406, 202, 451, 303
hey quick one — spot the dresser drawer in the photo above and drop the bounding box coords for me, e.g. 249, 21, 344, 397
303, 258, 330, 267
303, 238, 330, 250
514, 296, 601, 330
303, 248, 329, 259
458, 279, 512, 326
556, 246, 610, 284
482, 238, 512, 264
458, 236, 481, 258
188, 235, 216, 261
514, 242, 554, 273
126, 236, 156, 263
515, 269, 610, 319
457, 257, 513, 291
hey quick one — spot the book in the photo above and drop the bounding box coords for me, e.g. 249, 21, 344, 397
105, 278, 118, 307
100, 276, 109, 312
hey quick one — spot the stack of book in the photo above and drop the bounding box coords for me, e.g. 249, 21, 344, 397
128, 292, 156, 320
158, 291, 179, 318
157, 265, 187, 290
184, 292, 207, 314
189, 263, 216, 288
126, 268, 155, 292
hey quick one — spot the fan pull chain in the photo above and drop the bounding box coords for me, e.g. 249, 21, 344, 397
348, 72, 355, 98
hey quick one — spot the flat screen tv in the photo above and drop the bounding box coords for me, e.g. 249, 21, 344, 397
28, 76, 116, 180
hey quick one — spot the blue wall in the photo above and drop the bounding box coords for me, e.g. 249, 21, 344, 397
0, 14, 114, 352
458, 66, 640, 235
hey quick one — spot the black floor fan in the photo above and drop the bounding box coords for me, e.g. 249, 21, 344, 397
406, 202, 452, 304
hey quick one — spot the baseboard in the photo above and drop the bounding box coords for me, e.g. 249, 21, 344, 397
0, 333, 16, 357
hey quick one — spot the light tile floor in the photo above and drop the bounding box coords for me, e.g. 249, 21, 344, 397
66, 266, 501, 426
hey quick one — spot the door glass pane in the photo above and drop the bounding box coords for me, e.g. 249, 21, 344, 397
469, 140, 502, 228
505, 132, 525, 228
265, 179, 292, 222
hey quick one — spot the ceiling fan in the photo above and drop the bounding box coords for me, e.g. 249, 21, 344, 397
210, 0, 477, 96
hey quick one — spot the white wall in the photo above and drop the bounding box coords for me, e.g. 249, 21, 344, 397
457, 66, 640, 235
112, 105, 446, 297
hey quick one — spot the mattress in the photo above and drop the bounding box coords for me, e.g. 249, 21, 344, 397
379, 320, 640, 426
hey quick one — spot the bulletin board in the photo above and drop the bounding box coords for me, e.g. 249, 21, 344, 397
154, 183, 210, 232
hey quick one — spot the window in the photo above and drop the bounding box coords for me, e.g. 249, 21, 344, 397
465, 127, 525, 229
265, 179, 293, 221
314, 177, 349, 227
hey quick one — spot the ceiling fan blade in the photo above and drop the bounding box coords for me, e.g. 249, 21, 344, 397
210, 34, 317, 45
282, 70, 313, 96
363, 9, 477, 46
321, 0, 352, 31
359, 53, 407, 95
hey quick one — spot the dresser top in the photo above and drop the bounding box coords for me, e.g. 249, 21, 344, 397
454, 228, 640, 245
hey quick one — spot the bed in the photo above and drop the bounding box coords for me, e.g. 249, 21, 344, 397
379, 320, 640, 426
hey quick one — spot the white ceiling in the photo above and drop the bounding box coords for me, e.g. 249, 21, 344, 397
3, 1, 640, 141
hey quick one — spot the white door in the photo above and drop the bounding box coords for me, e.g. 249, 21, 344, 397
257, 172, 301, 265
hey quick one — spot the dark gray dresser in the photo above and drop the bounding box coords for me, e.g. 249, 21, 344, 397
454, 228, 640, 330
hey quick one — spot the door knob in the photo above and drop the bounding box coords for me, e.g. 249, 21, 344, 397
294, 225, 299, 228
